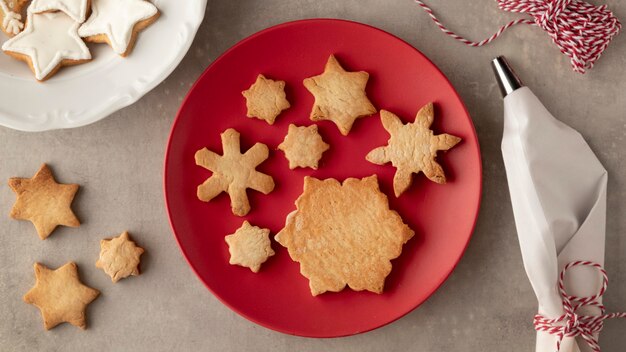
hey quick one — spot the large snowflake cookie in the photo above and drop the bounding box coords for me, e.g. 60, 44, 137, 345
275, 175, 414, 296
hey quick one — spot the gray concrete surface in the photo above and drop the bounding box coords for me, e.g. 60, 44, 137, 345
1, 0, 625, 351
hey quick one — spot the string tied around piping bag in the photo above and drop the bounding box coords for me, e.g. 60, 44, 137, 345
533, 261, 626, 352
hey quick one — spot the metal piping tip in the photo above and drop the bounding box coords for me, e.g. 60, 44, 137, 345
491, 56, 523, 97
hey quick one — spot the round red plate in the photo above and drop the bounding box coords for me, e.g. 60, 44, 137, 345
164, 19, 482, 337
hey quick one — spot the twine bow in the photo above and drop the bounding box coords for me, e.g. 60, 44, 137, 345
533, 261, 626, 352
415, 0, 622, 73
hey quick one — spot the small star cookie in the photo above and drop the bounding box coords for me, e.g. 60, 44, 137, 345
78, 0, 160, 57
303, 55, 377, 136
225, 221, 275, 273
23, 262, 100, 330
1, 12, 91, 81
366, 103, 461, 197
276, 176, 414, 296
278, 124, 329, 169
195, 128, 275, 216
8, 164, 80, 240
242, 74, 290, 125
96, 231, 145, 283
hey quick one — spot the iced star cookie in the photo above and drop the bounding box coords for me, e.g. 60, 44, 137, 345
242, 74, 290, 125
0, 0, 27, 36
275, 175, 414, 296
23, 262, 100, 330
278, 124, 329, 170
366, 103, 462, 196
96, 231, 145, 283
195, 128, 275, 216
2, 12, 91, 81
303, 55, 377, 135
225, 221, 275, 273
8, 164, 80, 240
78, 0, 159, 57
29, 0, 91, 23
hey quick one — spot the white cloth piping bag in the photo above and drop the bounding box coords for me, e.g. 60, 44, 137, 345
493, 56, 608, 352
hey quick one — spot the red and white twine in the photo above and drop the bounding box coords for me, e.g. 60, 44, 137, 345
414, 0, 622, 73
533, 261, 626, 352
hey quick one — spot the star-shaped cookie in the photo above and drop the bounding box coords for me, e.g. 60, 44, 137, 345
78, 0, 159, 56
225, 221, 275, 273
96, 231, 145, 283
1, 11, 91, 81
275, 176, 414, 295
23, 262, 100, 330
278, 124, 329, 169
8, 164, 80, 240
29, 0, 90, 22
242, 74, 290, 125
195, 128, 275, 216
303, 55, 377, 136
366, 103, 461, 197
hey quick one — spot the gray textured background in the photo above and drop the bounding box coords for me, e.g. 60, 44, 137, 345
1, 0, 625, 351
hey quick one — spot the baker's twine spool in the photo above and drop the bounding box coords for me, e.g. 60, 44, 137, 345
532, 261, 626, 352
415, 0, 621, 74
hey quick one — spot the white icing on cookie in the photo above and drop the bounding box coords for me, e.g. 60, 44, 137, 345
29, 0, 90, 23
78, 0, 158, 55
0, 0, 24, 35
2, 12, 91, 80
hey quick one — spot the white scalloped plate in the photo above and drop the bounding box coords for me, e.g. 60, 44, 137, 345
0, 0, 207, 131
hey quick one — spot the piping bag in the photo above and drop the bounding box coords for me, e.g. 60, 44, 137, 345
493, 56, 608, 352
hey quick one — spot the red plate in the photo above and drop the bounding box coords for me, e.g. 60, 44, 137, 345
164, 19, 481, 337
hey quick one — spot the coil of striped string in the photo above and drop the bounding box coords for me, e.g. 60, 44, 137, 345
532, 261, 626, 352
414, 0, 621, 74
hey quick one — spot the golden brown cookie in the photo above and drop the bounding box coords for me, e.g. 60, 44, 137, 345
303, 55, 377, 136
225, 221, 274, 273
278, 124, 329, 169
0, 0, 27, 36
8, 164, 80, 240
195, 128, 275, 216
23, 262, 100, 330
96, 231, 145, 283
242, 74, 290, 125
275, 175, 414, 296
366, 103, 461, 196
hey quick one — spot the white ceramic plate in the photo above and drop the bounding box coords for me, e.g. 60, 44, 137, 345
0, 0, 207, 131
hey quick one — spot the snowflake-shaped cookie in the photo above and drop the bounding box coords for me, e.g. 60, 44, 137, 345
96, 231, 144, 283
278, 124, 329, 169
195, 128, 275, 216
225, 221, 275, 273
242, 74, 290, 125
275, 175, 414, 296
366, 103, 461, 197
